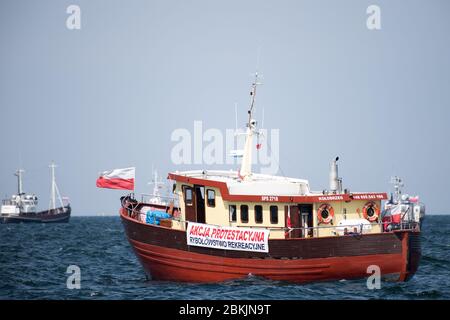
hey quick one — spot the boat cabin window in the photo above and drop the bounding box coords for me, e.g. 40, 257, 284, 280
183, 186, 193, 206
255, 205, 263, 224
240, 205, 249, 223
206, 189, 215, 207
270, 205, 278, 224
229, 205, 237, 222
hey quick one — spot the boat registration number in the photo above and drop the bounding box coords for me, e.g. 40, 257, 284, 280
261, 196, 279, 202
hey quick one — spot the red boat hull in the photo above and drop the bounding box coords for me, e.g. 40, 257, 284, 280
120, 210, 421, 283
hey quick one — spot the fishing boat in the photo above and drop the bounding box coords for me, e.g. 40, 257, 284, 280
119, 74, 424, 283
1, 162, 71, 223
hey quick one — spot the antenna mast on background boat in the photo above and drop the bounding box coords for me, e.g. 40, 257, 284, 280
390, 176, 404, 203
150, 169, 163, 198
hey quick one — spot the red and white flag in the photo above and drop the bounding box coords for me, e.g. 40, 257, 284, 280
96, 167, 135, 190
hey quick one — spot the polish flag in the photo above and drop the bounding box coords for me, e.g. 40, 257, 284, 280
96, 167, 135, 190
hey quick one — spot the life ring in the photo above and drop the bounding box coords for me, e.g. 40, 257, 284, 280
317, 204, 334, 224
363, 201, 380, 222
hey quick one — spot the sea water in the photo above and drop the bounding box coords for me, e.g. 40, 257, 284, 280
0, 216, 449, 300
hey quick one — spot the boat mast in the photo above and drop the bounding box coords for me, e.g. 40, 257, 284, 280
239, 72, 261, 180
15, 169, 24, 195
50, 162, 56, 210
49, 161, 64, 210
152, 170, 161, 198
391, 176, 404, 204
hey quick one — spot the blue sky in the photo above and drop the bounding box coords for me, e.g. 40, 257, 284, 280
1, 0, 449, 215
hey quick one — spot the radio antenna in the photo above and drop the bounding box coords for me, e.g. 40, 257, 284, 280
234, 102, 238, 132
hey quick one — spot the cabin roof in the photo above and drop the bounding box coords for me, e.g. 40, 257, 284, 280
169, 170, 310, 196
168, 170, 388, 203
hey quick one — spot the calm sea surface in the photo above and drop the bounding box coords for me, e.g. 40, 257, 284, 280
1, 215, 449, 300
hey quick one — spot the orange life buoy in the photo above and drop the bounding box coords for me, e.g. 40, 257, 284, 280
317, 203, 334, 224
363, 201, 380, 222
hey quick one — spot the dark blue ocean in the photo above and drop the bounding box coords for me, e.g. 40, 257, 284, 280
1, 215, 449, 300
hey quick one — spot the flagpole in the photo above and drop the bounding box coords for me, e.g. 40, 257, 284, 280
133, 167, 136, 198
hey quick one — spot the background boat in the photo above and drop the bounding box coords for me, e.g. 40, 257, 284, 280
0, 162, 71, 223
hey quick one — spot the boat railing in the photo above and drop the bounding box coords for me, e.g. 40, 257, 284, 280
139, 193, 180, 206
121, 194, 420, 234
281, 219, 420, 237
121, 194, 182, 220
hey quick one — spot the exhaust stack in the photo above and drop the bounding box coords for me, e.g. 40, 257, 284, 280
329, 157, 342, 194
